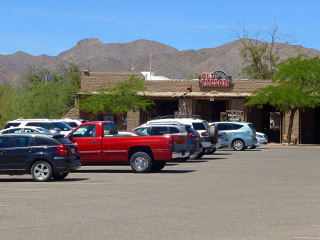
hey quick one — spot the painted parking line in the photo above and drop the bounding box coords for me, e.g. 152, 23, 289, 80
294, 237, 320, 239
0, 196, 48, 198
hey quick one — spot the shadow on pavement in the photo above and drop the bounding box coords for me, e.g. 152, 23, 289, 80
0, 177, 89, 182
74, 169, 195, 174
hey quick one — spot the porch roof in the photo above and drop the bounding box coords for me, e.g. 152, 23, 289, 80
137, 91, 252, 98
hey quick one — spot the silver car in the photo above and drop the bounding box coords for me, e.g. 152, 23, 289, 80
0, 127, 51, 135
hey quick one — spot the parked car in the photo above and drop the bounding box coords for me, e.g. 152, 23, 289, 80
212, 122, 257, 151
249, 132, 268, 149
205, 130, 229, 154
205, 123, 228, 154
0, 126, 51, 135
117, 130, 149, 136
67, 121, 189, 172
149, 115, 213, 159
132, 122, 201, 161
0, 133, 81, 181
4, 119, 73, 136
58, 119, 88, 129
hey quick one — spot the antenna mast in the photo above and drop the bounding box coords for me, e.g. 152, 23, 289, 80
150, 52, 152, 74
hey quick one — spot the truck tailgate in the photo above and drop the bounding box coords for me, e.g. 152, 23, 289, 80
169, 134, 187, 151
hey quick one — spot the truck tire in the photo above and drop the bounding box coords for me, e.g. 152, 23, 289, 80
151, 161, 166, 171
130, 152, 152, 173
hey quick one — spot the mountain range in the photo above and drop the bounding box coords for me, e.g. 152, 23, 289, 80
1, 38, 320, 86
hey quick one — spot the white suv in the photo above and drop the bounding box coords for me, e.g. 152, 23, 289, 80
57, 119, 87, 129
4, 119, 73, 136
148, 115, 214, 159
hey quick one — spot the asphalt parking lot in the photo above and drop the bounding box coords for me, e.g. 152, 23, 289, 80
1, 145, 320, 240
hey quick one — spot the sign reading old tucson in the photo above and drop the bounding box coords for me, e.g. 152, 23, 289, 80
200, 70, 230, 87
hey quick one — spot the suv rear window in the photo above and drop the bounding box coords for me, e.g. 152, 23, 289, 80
192, 123, 206, 130
232, 123, 244, 130
185, 126, 198, 135
4, 123, 21, 129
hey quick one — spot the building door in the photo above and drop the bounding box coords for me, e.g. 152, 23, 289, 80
247, 105, 281, 143
140, 99, 179, 123
300, 107, 320, 144
196, 99, 228, 123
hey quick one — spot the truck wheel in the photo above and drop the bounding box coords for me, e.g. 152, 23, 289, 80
31, 161, 53, 182
130, 152, 152, 173
232, 139, 245, 151
151, 161, 166, 171
52, 172, 69, 180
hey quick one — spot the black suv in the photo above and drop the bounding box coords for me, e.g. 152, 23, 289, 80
0, 133, 81, 182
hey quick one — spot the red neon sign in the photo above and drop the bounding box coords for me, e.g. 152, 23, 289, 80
200, 70, 230, 87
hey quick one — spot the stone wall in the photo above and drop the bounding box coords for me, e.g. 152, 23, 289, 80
81, 72, 273, 94
284, 108, 300, 143
127, 109, 141, 130
81, 72, 144, 92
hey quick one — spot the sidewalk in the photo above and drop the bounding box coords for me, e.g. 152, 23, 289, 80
267, 142, 320, 147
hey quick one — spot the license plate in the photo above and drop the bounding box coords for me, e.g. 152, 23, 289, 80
71, 148, 75, 153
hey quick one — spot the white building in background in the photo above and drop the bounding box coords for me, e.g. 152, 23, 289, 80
141, 71, 169, 80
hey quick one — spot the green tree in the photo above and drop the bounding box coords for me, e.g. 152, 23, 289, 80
23, 61, 81, 91
245, 54, 320, 143
56, 60, 82, 91
5, 80, 75, 119
0, 83, 17, 127
232, 20, 294, 79
80, 75, 154, 128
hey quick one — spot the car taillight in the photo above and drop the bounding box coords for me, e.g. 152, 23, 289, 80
188, 133, 197, 137
201, 132, 208, 136
57, 145, 68, 156
168, 139, 174, 151
218, 134, 222, 137
247, 130, 254, 137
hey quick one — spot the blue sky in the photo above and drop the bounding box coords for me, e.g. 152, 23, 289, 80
1, 0, 319, 56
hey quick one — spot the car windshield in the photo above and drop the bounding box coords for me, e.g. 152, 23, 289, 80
54, 122, 73, 131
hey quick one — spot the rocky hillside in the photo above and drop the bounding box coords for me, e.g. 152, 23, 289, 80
1, 38, 320, 85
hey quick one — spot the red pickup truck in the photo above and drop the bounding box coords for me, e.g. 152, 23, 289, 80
67, 121, 189, 173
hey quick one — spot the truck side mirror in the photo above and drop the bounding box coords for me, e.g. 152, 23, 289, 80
68, 132, 73, 139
